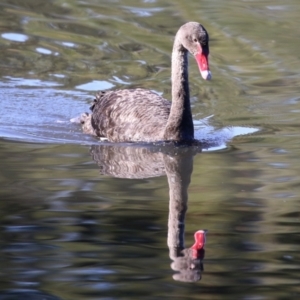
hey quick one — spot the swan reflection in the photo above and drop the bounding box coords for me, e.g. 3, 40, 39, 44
90, 143, 207, 282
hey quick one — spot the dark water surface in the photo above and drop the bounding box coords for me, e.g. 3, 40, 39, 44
1, 0, 300, 299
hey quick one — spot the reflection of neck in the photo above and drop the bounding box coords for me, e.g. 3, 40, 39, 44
164, 152, 193, 259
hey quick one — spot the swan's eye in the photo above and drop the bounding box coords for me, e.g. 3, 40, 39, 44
193, 38, 198, 43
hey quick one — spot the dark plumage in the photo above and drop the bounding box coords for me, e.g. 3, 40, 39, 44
91, 89, 170, 142
79, 22, 211, 143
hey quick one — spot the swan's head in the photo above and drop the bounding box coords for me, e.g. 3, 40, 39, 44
177, 22, 211, 80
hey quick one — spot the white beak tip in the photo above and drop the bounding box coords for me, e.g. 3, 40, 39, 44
201, 70, 212, 81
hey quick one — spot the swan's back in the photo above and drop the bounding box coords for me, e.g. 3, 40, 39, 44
89, 88, 171, 142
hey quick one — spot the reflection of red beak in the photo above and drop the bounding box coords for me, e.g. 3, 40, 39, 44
194, 46, 211, 80
191, 230, 207, 259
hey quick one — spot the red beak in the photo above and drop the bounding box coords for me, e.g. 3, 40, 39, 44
194, 45, 211, 80
191, 230, 207, 259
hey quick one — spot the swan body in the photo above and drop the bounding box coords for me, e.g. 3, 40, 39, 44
79, 22, 211, 143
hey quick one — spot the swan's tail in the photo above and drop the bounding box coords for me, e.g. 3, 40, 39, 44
70, 113, 86, 124
70, 113, 96, 135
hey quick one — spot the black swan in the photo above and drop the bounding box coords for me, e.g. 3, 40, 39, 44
79, 22, 211, 143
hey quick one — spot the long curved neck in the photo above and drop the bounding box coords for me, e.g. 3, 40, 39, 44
163, 39, 194, 141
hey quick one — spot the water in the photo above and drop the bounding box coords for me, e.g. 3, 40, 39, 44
1, 0, 300, 299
